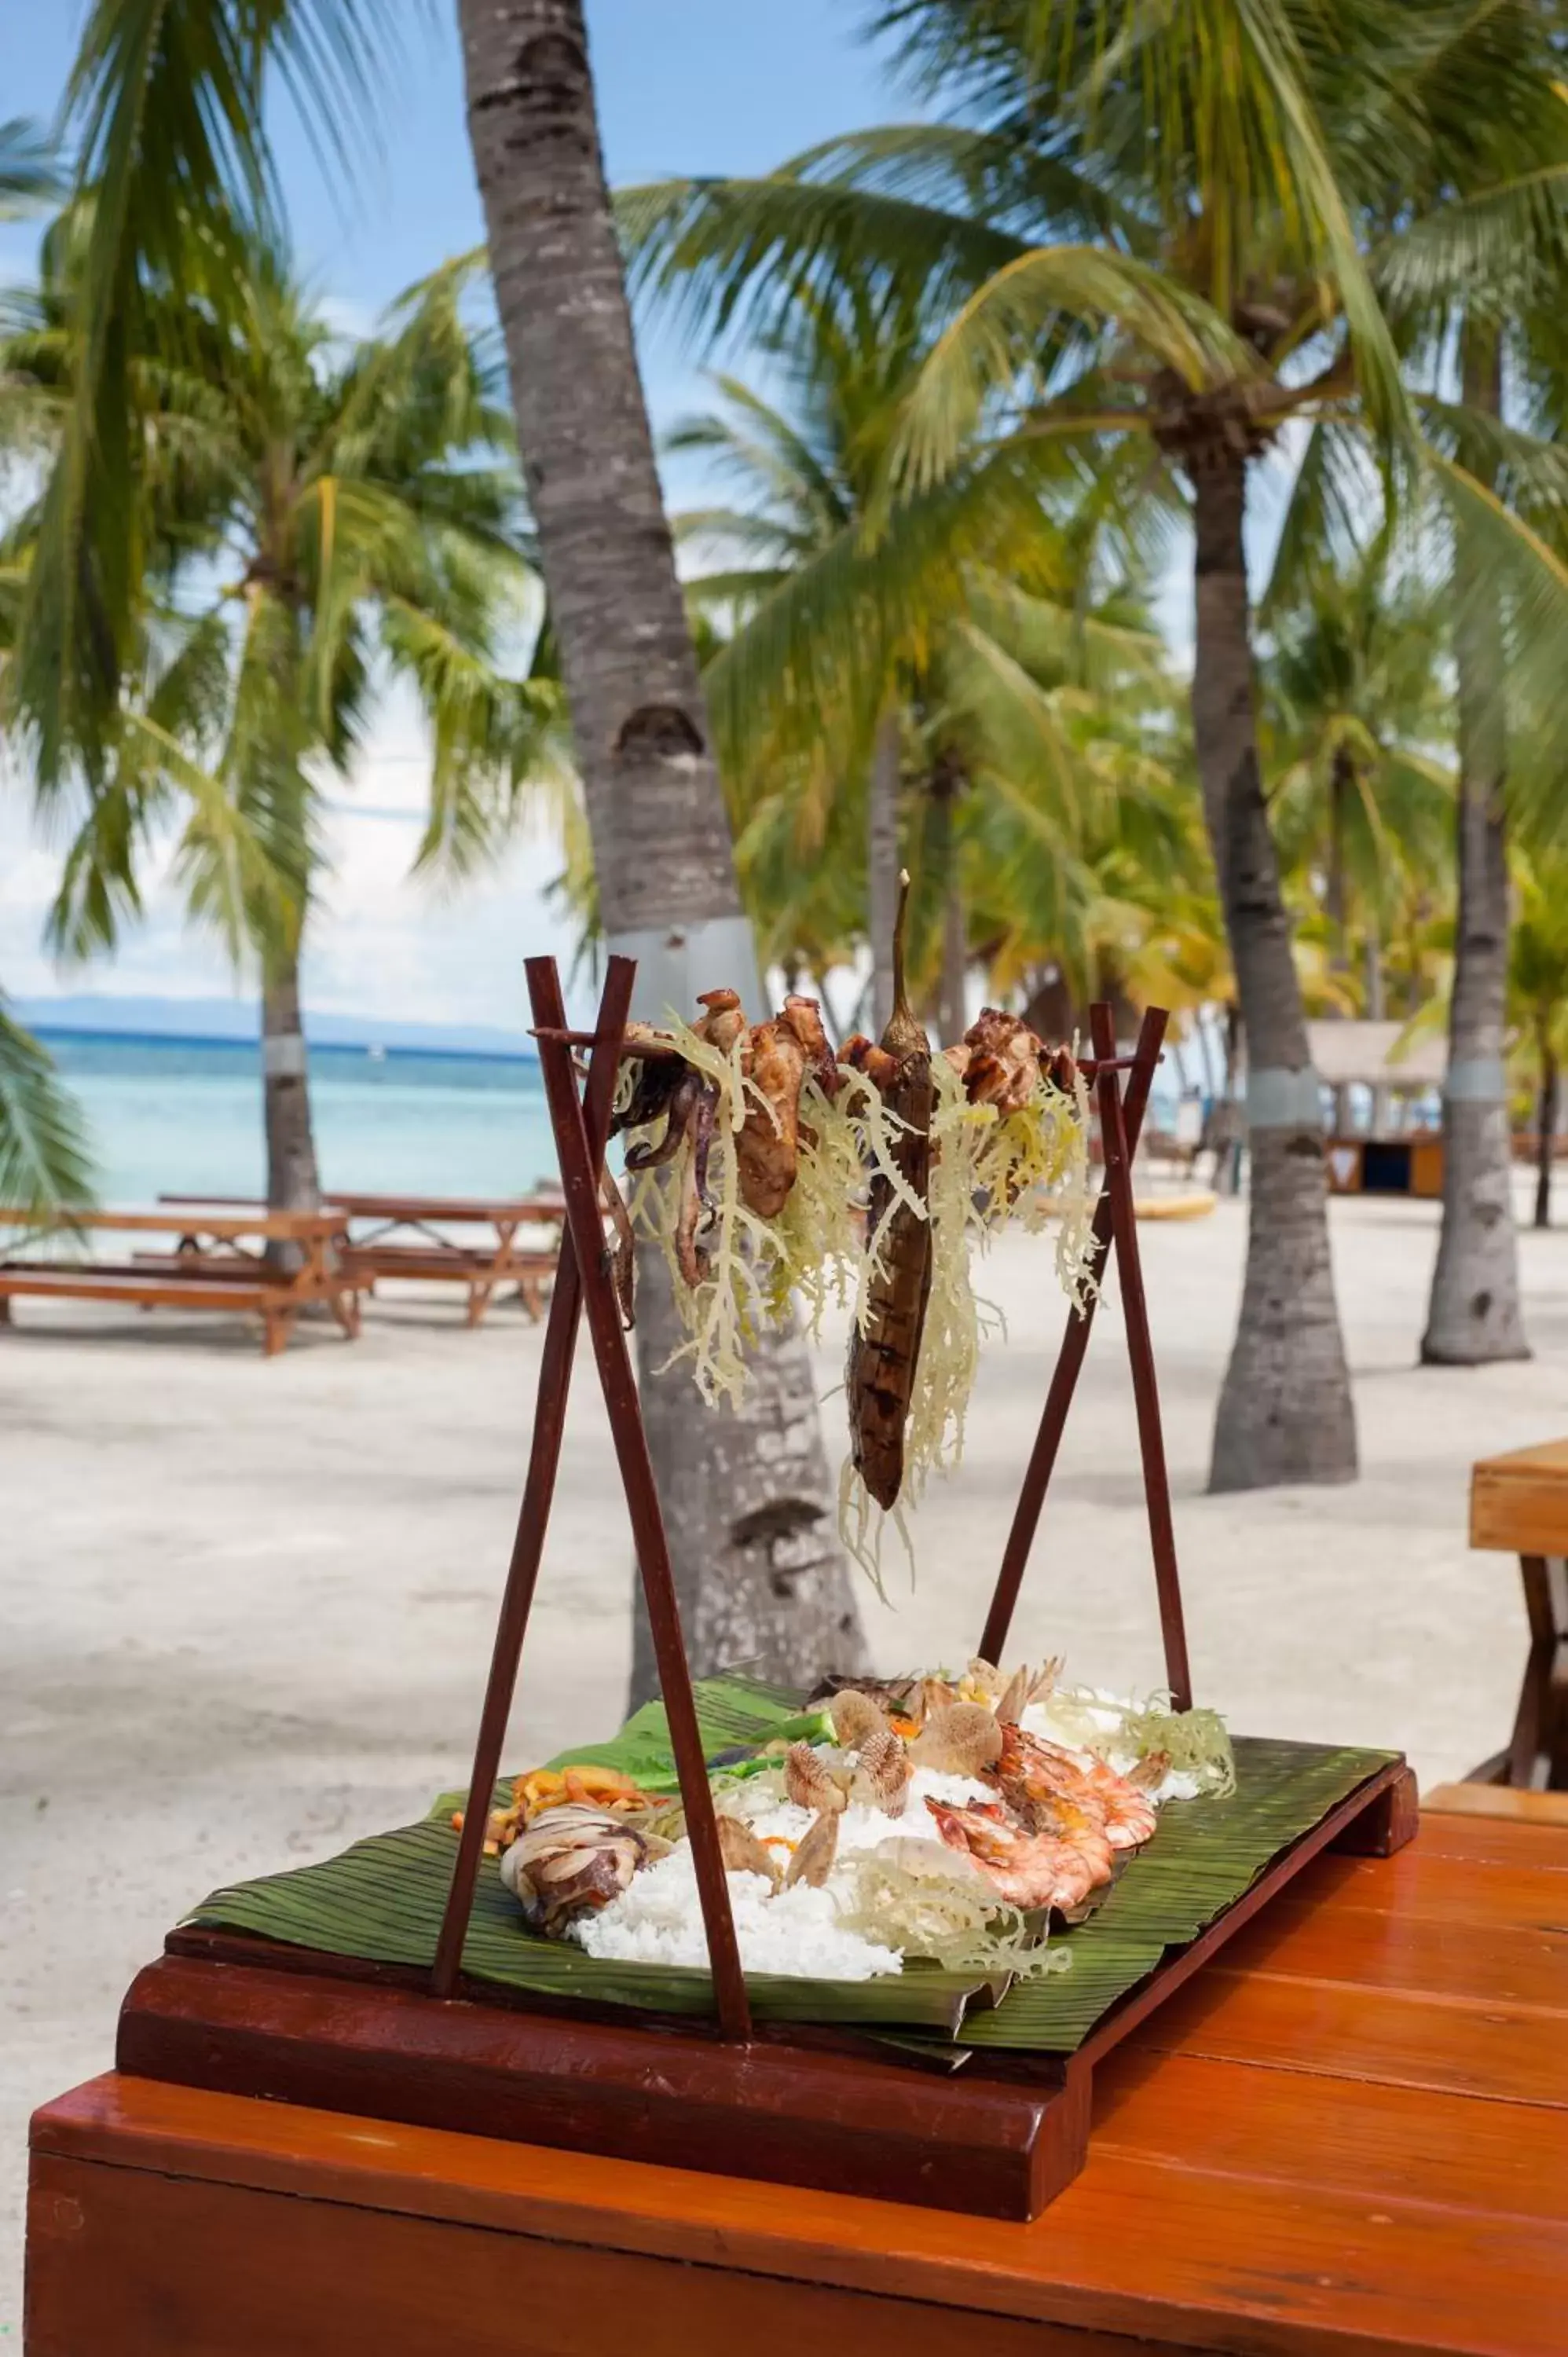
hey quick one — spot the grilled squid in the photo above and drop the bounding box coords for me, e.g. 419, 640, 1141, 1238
845, 872, 933, 1512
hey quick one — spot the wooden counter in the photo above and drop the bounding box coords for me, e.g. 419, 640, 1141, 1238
27, 1809, 1568, 2356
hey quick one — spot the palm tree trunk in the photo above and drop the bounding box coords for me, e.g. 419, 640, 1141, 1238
925, 762, 967, 1043
1364, 920, 1390, 1134
1327, 752, 1354, 1134
1422, 328, 1529, 1363
867, 706, 902, 1034
1190, 455, 1357, 1490
457, 0, 866, 1699
261, 945, 320, 1216
1536, 1033, 1556, 1231
1326, 751, 1350, 966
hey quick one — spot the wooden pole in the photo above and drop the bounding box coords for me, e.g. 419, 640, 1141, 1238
431, 958, 635, 1998
531, 964, 753, 2042
978, 1008, 1166, 1666
1089, 1002, 1192, 1710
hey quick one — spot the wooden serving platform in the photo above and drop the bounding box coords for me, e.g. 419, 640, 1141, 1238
117, 1758, 1416, 2222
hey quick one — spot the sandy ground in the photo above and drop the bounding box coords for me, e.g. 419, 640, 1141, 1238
3, 1185, 1566, 2326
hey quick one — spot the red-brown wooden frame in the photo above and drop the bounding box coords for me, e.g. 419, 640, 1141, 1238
431, 966, 1193, 2023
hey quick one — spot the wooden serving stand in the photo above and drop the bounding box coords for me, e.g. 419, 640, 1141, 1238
117, 960, 1417, 2222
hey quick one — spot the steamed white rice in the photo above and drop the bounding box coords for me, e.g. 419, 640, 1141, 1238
570, 1847, 902, 1979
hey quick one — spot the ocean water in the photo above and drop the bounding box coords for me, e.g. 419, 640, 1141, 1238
42, 1033, 560, 1205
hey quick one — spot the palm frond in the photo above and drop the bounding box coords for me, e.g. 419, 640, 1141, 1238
24, 0, 390, 775
0, 1001, 95, 1212
618, 170, 1034, 351
893, 247, 1249, 489
0, 118, 61, 213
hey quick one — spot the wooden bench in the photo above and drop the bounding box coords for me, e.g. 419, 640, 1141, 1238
0, 1207, 361, 1358
163, 1193, 568, 1327
340, 1241, 559, 1322
1467, 1438, 1568, 1789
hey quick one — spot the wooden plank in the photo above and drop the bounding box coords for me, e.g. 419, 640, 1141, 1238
1425, 1783, 1568, 1827
1127, 1966, 1568, 2108
1092, 2047, 1568, 2226
0, 1204, 346, 1240
24, 2154, 1134, 2357
1471, 1442, 1568, 1554
1399, 1809, 1568, 1871
345, 1248, 557, 1282
0, 1269, 277, 1312
31, 2077, 1568, 2357
1206, 1893, 1568, 2014
115, 1955, 1083, 2222
330, 1193, 563, 1222
1283, 1843, 1568, 1934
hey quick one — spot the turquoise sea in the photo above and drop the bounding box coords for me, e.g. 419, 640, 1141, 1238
42, 1032, 560, 1204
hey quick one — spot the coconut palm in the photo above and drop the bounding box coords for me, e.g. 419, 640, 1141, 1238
625, 0, 1568, 1485
1508, 852, 1568, 1231
7, 222, 562, 1216
1259, 525, 1455, 1125
1348, 0, 1568, 1358
460, 0, 877, 1692
622, 2, 1402, 1490
672, 273, 1186, 1041
46, 0, 876, 1686
0, 119, 93, 1214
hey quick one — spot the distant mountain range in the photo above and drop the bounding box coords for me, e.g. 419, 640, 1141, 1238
13, 992, 537, 1061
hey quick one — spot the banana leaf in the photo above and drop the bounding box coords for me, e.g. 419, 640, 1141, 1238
183, 1676, 1394, 2047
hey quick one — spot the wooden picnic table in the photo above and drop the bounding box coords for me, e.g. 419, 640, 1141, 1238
24, 1801, 1568, 2355
1468, 1437, 1568, 1788
160, 1191, 567, 1325
0, 1204, 361, 1358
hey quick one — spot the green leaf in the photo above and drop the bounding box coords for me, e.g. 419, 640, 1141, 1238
185, 1673, 1395, 2047
0, 1003, 96, 1215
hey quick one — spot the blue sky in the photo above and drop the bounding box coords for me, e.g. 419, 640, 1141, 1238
0, 2, 929, 487
0, 1, 941, 1030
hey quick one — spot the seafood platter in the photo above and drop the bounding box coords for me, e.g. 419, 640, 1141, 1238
119, 944, 1416, 2223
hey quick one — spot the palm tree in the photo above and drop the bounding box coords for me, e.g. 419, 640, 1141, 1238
0, 118, 93, 1214
9, 225, 557, 1219
456, 0, 874, 1694
666, 277, 943, 1035
1363, 3, 1568, 1360
669, 285, 1157, 1023
46, 0, 872, 1695
625, 0, 1568, 1484
1508, 851, 1568, 1231
1259, 527, 1455, 1124
622, 2, 1423, 1489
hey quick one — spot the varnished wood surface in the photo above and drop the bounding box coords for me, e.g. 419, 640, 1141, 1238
27, 1811, 1568, 2357
1470, 1437, 1568, 1554
1425, 1780, 1568, 1825
328, 1190, 565, 1223
1, 1203, 348, 1241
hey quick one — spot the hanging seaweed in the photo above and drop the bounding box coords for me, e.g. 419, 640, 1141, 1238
614, 891, 1093, 1580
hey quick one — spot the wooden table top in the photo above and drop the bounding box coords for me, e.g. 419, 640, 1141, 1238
1471, 1436, 1568, 1553
30, 1809, 1568, 2357
1, 1204, 347, 1241
327, 1191, 566, 1222
156, 1191, 566, 1226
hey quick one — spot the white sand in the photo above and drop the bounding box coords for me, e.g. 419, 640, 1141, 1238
2, 1185, 1565, 2319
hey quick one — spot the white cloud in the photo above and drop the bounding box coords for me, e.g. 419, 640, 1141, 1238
0, 680, 589, 1029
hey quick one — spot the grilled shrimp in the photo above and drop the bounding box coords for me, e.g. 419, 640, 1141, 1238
924, 1797, 1109, 1912
994, 1728, 1158, 1851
